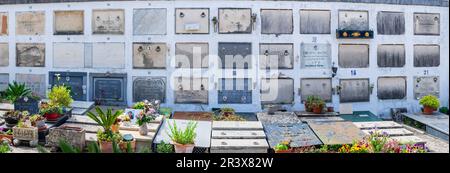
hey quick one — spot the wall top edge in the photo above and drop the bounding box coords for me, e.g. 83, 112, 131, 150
0, 0, 448, 7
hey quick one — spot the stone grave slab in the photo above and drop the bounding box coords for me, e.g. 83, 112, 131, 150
300, 43, 331, 69
119, 123, 160, 132
16, 43, 45, 67
377, 77, 407, 100
172, 112, 213, 121
133, 43, 166, 69
174, 77, 208, 104
295, 111, 338, 117
390, 136, 426, 145
308, 121, 365, 145
90, 73, 127, 106
133, 77, 166, 102
218, 8, 252, 34
338, 44, 369, 68
261, 9, 293, 34
353, 121, 403, 129
0, 43, 8, 67
256, 112, 302, 124
300, 117, 345, 124
0, 12, 7, 35
362, 128, 414, 136
66, 115, 97, 124
413, 76, 439, 99
212, 121, 263, 130
377, 44, 405, 67
62, 123, 102, 133
339, 78, 370, 103
259, 43, 293, 69
339, 111, 382, 122
133, 8, 166, 35
49, 72, 88, 101
52, 43, 85, 68
175, 8, 209, 34
414, 13, 440, 35
92, 9, 124, 34
218, 78, 252, 104
210, 139, 269, 153
377, 11, 405, 35
212, 130, 266, 139
338, 10, 369, 30
175, 43, 208, 68
0, 103, 13, 111
300, 10, 330, 34
54, 10, 84, 35
218, 42, 252, 69
264, 123, 322, 148
0, 74, 9, 91
153, 119, 212, 148
414, 45, 440, 67
92, 43, 125, 68
16, 74, 46, 98
260, 78, 294, 104
401, 113, 449, 141
15, 11, 45, 35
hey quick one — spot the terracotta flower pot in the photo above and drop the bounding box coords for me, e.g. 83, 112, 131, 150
45, 113, 61, 121
99, 140, 114, 153
119, 140, 136, 153
423, 106, 435, 115
173, 142, 195, 153
0, 134, 13, 142
327, 107, 334, 112
313, 106, 323, 114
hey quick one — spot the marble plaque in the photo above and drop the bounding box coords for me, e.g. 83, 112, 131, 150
300, 78, 332, 102
300, 10, 330, 34
92, 43, 125, 68
261, 78, 294, 104
0, 74, 8, 91
218, 78, 252, 104
0, 13, 7, 35
264, 123, 322, 148
16, 43, 45, 67
175, 8, 209, 34
338, 11, 369, 30
414, 44, 440, 67
14, 96, 39, 114
91, 73, 127, 105
15, 74, 46, 98
377, 11, 405, 35
54, 10, 84, 35
133, 43, 166, 69
0, 43, 8, 66
133, 8, 166, 35
300, 43, 331, 69
261, 9, 293, 34
218, 8, 252, 34
377, 77, 406, 100
218, 42, 251, 69
259, 43, 293, 69
339, 79, 370, 103
133, 77, 166, 103
53, 43, 85, 68
414, 76, 439, 99
92, 9, 124, 35
174, 77, 208, 104
308, 121, 365, 145
414, 13, 440, 35
15, 11, 45, 35
49, 72, 87, 101
338, 44, 369, 68
256, 112, 302, 125
154, 119, 212, 148
377, 44, 405, 67
175, 43, 208, 68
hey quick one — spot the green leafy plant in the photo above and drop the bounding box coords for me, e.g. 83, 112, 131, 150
4, 81, 32, 103
167, 121, 197, 145
87, 107, 123, 142
39, 105, 63, 115
0, 142, 11, 153
274, 141, 290, 151
419, 95, 440, 110
310, 97, 325, 109
439, 107, 448, 115
157, 141, 174, 153
132, 102, 145, 109
48, 85, 73, 108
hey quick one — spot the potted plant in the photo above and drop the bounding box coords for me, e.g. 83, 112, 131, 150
3, 111, 26, 127
305, 96, 320, 112
310, 97, 325, 114
220, 107, 235, 117
132, 102, 146, 109
13, 117, 39, 147
419, 95, 440, 115
29, 114, 47, 131
4, 81, 32, 104
156, 141, 174, 153
167, 121, 197, 153
48, 85, 73, 108
274, 140, 292, 153
39, 103, 63, 121
87, 107, 124, 153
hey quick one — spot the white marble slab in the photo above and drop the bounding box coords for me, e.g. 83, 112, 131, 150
353, 121, 403, 129
212, 130, 266, 139
210, 139, 269, 153
153, 119, 211, 148
212, 121, 263, 130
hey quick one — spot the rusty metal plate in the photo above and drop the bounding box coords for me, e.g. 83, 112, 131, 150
301, 43, 331, 69
340, 79, 370, 103
172, 112, 213, 121
259, 43, 293, 69
301, 78, 332, 102
218, 42, 251, 69
261, 9, 293, 34
53, 43, 85, 68
0, 12, 7, 35
338, 10, 369, 30
92, 9, 124, 35
261, 78, 294, 104
377, 44, 405, 67
175, 8, 209, 34
0, 74, 8, 91
132, 77, 166, 103
414, 44, 440, 67
174, 77, 208, 104
218, 78, 252, 104
377, 77, 406, 100
133, 43, 166, 69
264, 123, 322, 148
219, 8, 252, 34
16, 43, 45, 67
377, 11, 404, 35
414, 13, 440, 35
0, 43, 7, 67
414, 76, 439, 99
133, 8, 166, 35
92, 43, 125, 68
15, 11, 45, 35
308, 121, 365, 145
15, 73, 46, 98
54, 10, 84, 35
338, 44, 369, 68
175, 43, 208, 68
300, 10, 330, 34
